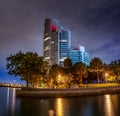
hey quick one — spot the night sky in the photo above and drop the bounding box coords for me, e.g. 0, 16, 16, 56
0, 0, 120, 82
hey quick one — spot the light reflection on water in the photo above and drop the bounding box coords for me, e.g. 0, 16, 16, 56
6, 88, 16, 116
104, 95, 114, 116
11, 88, 16, 116
0, 87, 120, 116
55, 98, 63, 116
54, 98, 70, 116
48, 98, 65, 116
6, 87, 10, 112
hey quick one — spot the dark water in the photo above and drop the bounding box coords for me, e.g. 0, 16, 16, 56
0, 87, 120, 116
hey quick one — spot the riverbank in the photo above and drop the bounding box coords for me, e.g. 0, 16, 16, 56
0, 83, 25, 88
16, 86, 120, 98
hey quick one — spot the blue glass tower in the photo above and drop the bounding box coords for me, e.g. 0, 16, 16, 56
59, 29, 71, 66
70, 45, 89, 66
83, 52, 89, 66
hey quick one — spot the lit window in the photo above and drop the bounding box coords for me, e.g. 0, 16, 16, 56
44, 46, 50, 51
44, 37, 50, 41
51, 41, 54, 44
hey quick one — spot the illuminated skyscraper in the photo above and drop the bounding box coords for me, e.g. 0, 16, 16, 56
43, 18, 59, 65
70, 45, 89, 66
43, 18, 89, 66
59, 29, 71, 66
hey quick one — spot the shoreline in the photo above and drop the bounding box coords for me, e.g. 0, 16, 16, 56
16, 86, 120, 98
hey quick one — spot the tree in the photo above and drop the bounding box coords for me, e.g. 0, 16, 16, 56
63, 73, 73, 88
107, 60, 120, 82
6, 51, 49, 88
113, 60, 120, 81
63, 57, 72, 73
90, 57, 104, 84
72, 62, 88, 84
6, 51, 25, 76
48, 64, 65, 88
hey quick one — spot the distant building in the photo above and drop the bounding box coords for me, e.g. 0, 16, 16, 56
43, 18, 89, 66
70, 45, 89, 66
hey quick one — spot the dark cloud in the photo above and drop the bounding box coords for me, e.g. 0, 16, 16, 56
89, 37, 120, 62
0, 0, 120, 81
86, 1, 120, 29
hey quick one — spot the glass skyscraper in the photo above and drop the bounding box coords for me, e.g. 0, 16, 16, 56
43, 18, 59, 65
70, 45, 89, 66
59, 29, 71, 66
43, 18, 89, 66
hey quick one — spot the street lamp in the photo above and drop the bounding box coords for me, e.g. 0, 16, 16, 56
57, 74, 62, 83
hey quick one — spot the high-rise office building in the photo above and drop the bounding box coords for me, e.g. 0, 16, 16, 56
59, 29, 71, 66
43, 18, 59, 65
83, 52, 89, 66
70, 45, 89, 66
43, 18, 89, 66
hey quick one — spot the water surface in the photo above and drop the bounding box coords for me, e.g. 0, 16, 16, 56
0, 87, 120, 116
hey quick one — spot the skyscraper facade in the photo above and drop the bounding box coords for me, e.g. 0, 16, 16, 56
70, 45, 89, 66
70, 49, 82, 65
83, 52, 89, 66
59, 29, 71, 66
43, 18, 59, 65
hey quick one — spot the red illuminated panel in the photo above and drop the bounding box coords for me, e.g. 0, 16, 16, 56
51, 25, 57, 32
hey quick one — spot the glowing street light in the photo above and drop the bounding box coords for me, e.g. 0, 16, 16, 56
56, 74, 64, 88
105, 73, 108, 83
57, 74, 62, 83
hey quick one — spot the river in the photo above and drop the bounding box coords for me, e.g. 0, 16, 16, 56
0, 87, 120, 116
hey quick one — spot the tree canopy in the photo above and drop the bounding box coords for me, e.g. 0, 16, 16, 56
90, 57, 104, 83
72, 62, 88, 84
6, 51, 120, 88
63, 57, 72, 73
6, 51, 49, 87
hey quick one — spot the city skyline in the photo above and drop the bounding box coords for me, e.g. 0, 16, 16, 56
0, 0, 120, 82
43, 18, 89, 66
